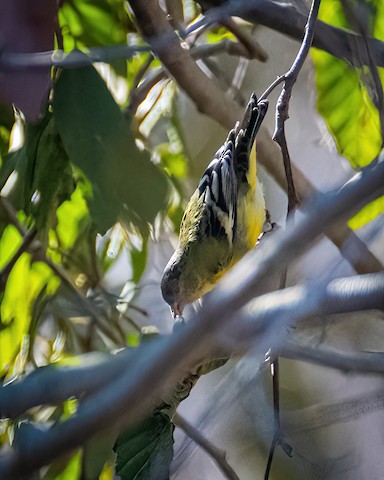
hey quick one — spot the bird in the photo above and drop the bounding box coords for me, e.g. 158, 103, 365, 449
161, 93, 269, 318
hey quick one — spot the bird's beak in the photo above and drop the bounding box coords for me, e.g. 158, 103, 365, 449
171, 303, 182, 319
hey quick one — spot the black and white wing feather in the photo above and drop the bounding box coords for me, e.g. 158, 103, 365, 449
197, 129, 238, 245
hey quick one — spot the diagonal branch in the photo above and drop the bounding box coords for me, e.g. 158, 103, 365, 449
0, 159, 383, 479
174, 413, 240, 480
128, 0, 244, 129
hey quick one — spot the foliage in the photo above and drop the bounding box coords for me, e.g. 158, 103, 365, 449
312, 0, 384, 226
53, 57, 169, 234
115, 412, 175, 480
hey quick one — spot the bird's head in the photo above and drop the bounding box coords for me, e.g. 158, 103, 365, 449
161, 252, 185, 318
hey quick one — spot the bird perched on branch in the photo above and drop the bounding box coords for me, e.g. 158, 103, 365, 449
161, 94, 269, 318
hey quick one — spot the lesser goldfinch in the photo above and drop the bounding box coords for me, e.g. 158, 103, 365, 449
161, 94, 268, 317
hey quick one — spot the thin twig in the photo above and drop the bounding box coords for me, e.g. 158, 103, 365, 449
264, 430, 279, 480
128, 39, 263, 113
0, 45, 150, 71
273, 0, 321, 213
222, 18, 268, 62
174, 412, 240, 480
131, 53, 155, 90
263, 2, 321, 475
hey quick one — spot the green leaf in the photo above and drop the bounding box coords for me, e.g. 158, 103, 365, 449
0, 117, 49, 212
0, 115, 74, 246
113, 355, 228, 480
53, 58, 169, 234
97, 223, 125, 273
50, 180, 100, 285
114, 412, 174, 480
0, 251, 60, 375
83, 425, 119, 480
0, 224, 21, 270
47, 450, 82, 480
54, 181, 89, 251
312, 0, 383, 168
348, 195, 384, 229
59, 0, 130, 76
0, 104, 13, 156
31, 116, 74, 245
130, 234, 148, 283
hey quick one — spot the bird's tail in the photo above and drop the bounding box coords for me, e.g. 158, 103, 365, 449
234, 94, 268, 183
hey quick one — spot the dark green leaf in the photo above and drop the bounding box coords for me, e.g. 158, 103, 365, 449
0, 117, 49, 212
130, 235, 148, 283
0, 115, 74, 246
53, 57, 169, 234
0, 103, 14, 156
114, 412, 174, 480
31, 117, 74, 244
83, 425, 119, 480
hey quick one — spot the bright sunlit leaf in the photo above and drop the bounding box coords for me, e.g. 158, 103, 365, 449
55, 183, 89, 251
0, 255, 60, 375
52, 450, 82, 480
348, 195, 384, 229
0, 224, 22, 269
59, 0, 130, 76
312, 0, 383, 168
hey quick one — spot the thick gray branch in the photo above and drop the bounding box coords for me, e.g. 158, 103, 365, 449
0, 160, 383, 479
281, 342, 384, 374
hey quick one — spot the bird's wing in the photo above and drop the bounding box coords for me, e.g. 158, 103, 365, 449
182, 96, 268, 248
196, 129, 238, 246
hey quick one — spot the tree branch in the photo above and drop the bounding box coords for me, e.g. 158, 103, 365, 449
127, 0, 245, 128
0, 352, 129, 419
0, 45, 150, 71
0, 160, 383, 478
193, 0, 384, 68
174, 412, 240, 480
128, 39, 263, 113
234, 272, 384, 355
272, 0, 320, 213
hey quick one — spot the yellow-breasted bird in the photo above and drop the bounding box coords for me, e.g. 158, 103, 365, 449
161, 94, 268, 317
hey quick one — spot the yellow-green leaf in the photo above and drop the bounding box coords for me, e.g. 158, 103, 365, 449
312, 0, 383, 168
0, 253, 59, 375
348, 195, 384, 229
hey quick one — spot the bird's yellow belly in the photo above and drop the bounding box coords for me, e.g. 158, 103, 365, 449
239, 180, 265, 247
